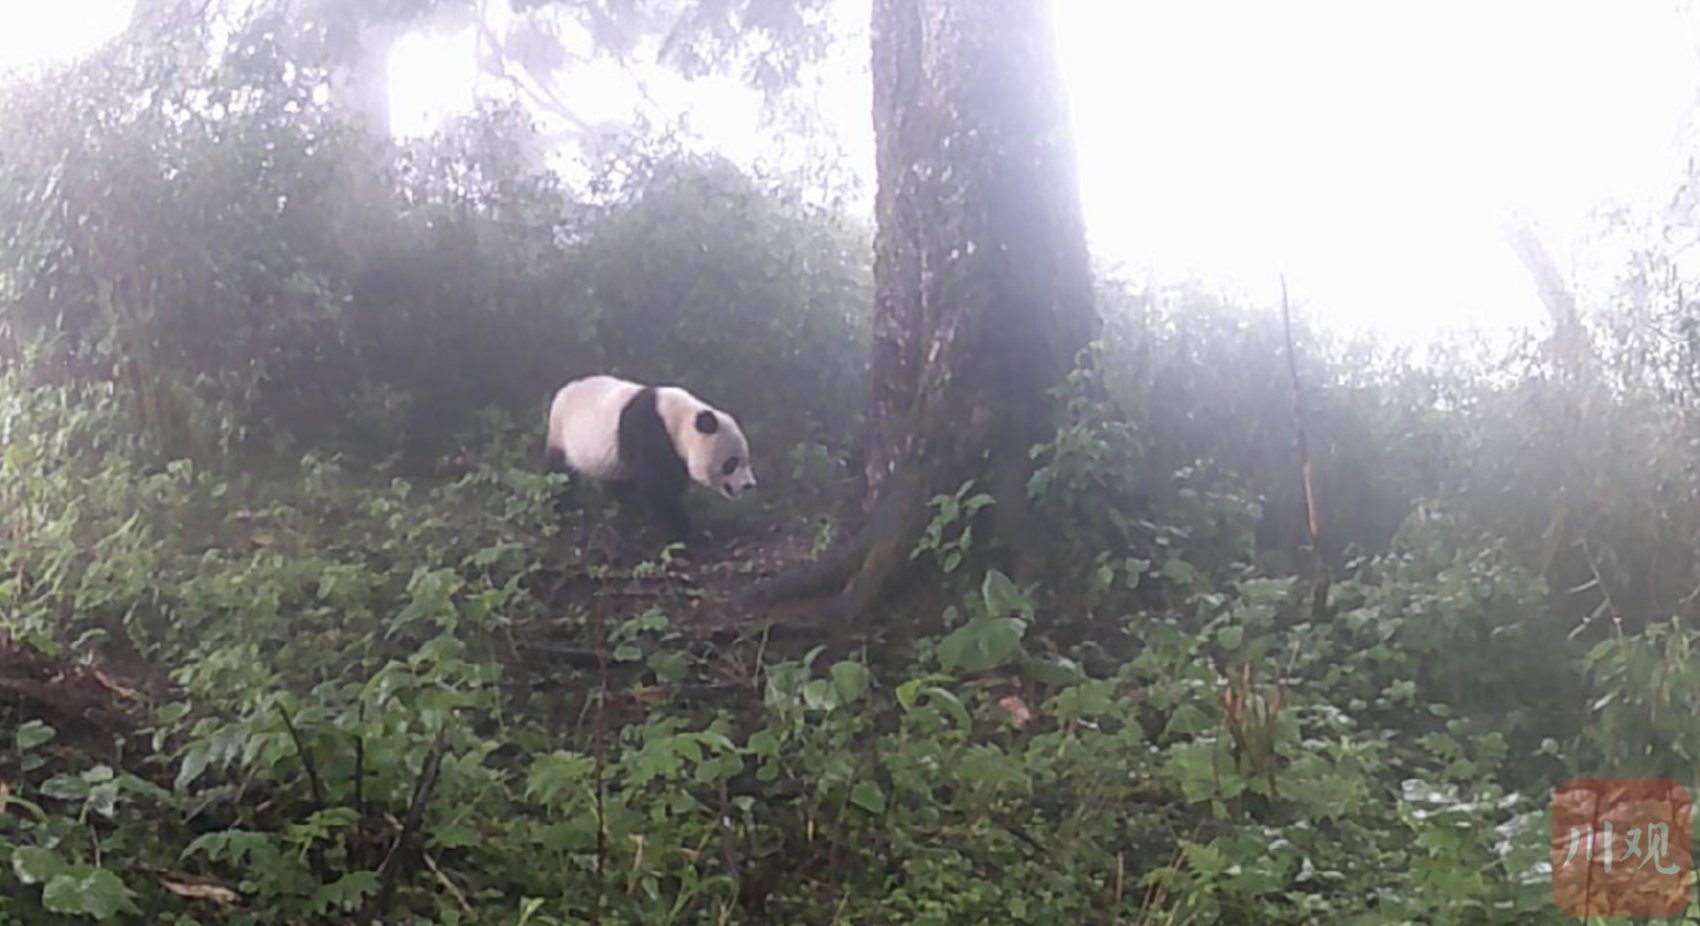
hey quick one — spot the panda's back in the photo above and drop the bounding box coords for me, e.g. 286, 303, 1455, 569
548, 375, 646, 480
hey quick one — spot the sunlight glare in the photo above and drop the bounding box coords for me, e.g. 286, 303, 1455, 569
0, 0, 130, 75
390, 28, 477, 139
1050, 0, 1698, 343
3, 0, 1698, 348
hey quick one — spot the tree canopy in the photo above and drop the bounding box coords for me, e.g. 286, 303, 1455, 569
122, 0, 843, 137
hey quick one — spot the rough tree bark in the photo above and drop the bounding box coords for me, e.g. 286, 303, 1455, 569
747, 0, 1097, 621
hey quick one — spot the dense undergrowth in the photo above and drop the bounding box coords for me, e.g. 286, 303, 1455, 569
5, 9, 1700, 926
0, 365, 1590, 925
2, 352, 1692, 925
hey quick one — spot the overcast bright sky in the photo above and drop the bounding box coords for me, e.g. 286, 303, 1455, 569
8, 1, 1700, 347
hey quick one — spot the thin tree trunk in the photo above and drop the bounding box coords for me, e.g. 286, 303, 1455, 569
748, 0, 1097, 621
1506, 223, 1593, 372
327, 14, 402, 138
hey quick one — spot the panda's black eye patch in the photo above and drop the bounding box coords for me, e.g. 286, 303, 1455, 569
721, 457, 740, 476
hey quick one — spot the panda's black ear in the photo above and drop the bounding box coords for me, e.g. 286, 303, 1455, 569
694, 410, 719, 434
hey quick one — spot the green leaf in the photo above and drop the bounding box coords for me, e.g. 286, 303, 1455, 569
176, 743, 212, 793
647, 650, 689, 683
86, 782, 120, 820
535, 818, 598, 853
526, 751, 593, 806
1216, 625, 1244, 650
1161, 558, 1196, 584
81, 765, 115, 785
39, 775, 90, 802
910, 686, 971, 730
980, 569, 1022, 616
894, 673, 951, 711
1029, 655, 1081, 687
16, 721, 55, 751
849, 779, 887, 815
429, 823, 483, 850
829, 661, 870, 704
938, 617, 1025, 674
801, 679, 837, 711
43, 866, 130, 919
308, 870, 381, 914
12, 846, 67, 885
305, 807, 362, 830
465, 541, 521, 569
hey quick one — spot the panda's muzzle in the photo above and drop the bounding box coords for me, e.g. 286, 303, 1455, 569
721, 474, 757, 500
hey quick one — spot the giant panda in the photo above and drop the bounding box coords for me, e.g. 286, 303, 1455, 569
543, 374, 757, 546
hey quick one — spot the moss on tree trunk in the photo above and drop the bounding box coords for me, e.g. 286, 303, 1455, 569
746, 0, 1098, 622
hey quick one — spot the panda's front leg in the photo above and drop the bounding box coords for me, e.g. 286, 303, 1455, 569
606, 480, 646, 529
650, 488, 700, 549
543, 449, 577, 517
549, 479, 577, 519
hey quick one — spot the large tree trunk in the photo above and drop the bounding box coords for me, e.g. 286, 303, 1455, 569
748, 0, 1097, 621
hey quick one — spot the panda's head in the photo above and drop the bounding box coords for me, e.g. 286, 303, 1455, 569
688, 408, 757, 500
659, 388, 757, 501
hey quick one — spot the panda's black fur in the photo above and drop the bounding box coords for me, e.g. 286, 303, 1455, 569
544, 375, 756, 546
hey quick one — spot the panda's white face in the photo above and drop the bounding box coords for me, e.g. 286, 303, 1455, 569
710, 439, 758, 500
693, 409, 758, 501
658, 389, 757, 502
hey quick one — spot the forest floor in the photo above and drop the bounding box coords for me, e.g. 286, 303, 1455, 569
1, 512, 844, 767
503, 517, 870, 731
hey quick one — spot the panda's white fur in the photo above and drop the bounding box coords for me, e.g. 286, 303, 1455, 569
544, 374, 756, 542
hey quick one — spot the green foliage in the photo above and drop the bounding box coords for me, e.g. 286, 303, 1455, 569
935, 569, 1032, 674
571, 137, 873, 466
0, 381, 1649, 925
1581, 619, 1700, 782
1028, 345, 1146, 518
0, 16, 871, 492
912, 479, 995, 574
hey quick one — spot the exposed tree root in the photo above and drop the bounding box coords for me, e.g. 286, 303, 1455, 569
736, 439, 1055, 626
737, 469, 930, 623
0, 636, 135, 754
